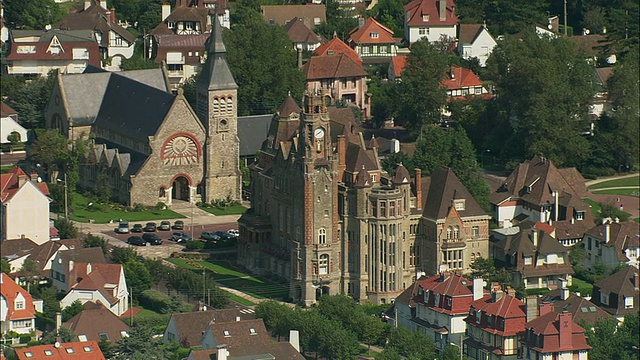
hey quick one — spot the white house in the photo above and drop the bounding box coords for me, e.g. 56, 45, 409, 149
457, 24, 497, 67
581, 219, 639, 272
0, 273, 43, 336
1, 116, 28, 146
1, 167, 51, 244
404, 0, 458, 44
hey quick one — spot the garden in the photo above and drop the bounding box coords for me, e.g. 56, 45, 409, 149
67, 192, 185, 223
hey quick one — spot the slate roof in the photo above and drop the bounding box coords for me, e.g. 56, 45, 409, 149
7, 30, 101, 66
584, 220, 639, 262
64, 301, 130, 343
197, 17, 237, 91
167, 308, 255, 348
206, 318, 271, 350
314, 37, 362, 66
539, 289, 614, 326
58, 247, 107, 270
404, 0, 458, 27
344, 142, 377, 173
58, 3, 136, 46
284, 17, 321, 44
422, 166, 487, 220
0, 101, 17, 117
553, 219, 592, 242
0, 273, 38, 321
238, 114, 272, 157
302, 53, 367, 80
594, 266, 639, 302
260, 4, 326, 29
458, 24, 486, 44
348, 17, 395, 45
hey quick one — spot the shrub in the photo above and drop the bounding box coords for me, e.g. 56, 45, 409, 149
133, 203, 146, 212
185, 241, 205, 251
138, 289, 192, 314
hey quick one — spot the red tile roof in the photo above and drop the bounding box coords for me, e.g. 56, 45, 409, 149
524, 311, 591, 353
417, 274, 489, 315
390, 55, 407, 78
468, 294, 526, 336
1, 167, 50, 203
0, 273, 38, 321
404, 0, 458, 27
348, 17, 395, 45
302, 53, 367, 80
441, 65, 483, 90
15, 341, 105, 360
314, 37, 362, 67
7, 31, 100, 68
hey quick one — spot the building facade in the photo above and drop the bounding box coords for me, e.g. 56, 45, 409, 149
0, 273, 43, 336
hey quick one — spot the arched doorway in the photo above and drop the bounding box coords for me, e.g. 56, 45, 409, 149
172, 176, 190, 201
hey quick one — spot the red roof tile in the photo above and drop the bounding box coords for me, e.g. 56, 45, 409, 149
390, 55, 407, 78
524, 312, 591, 353
404, 0, 458, 27
1, 167, 49, 203
468, 294, 527, 336
348, 17, 395, 45
302, 53, 367, 80
0, 273, 38, 321
314, 37, 362, 67
441, 65, 483, 90
15, 341, 105, 360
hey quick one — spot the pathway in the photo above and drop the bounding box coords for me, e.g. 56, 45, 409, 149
584, 173, 640, 219
584, 172, 638, 187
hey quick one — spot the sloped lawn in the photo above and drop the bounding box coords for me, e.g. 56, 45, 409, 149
68, 192, 185, 223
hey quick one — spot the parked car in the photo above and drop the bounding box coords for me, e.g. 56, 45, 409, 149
170, 232, 192, 243
214, 231, 232, 241
172, 220, 185, 230
127, 236, 146, 246
131, 224, 143, 233
142, 233, 163, 245
159, 221, 171, 231
143, 222, 157, 232
200, 231, 220, 242
227, 229, 239, 238
115, 221, 130, 234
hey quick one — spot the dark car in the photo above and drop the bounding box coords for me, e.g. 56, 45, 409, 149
131, 224, 143, 233
159, 221, 171, 231
172, 220, 185, 230
170, 232, 192, 243
143, 222, 157, 232
214, 231, 232, 241
127, 236, 146, 246
200, 231, 220, 242
142, 233, 163, 245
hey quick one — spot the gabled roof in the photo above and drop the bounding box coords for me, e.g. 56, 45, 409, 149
584, 220, 639, 261
594, 266, 639, 298
64, 301, 130, 343
471, 294, 526, 320
390, 55, 407, 78
58, 247, 107, 271
151, 4, 210, 35
206, 318, 271, 350
0, 273, 38, 321
314, 37, 363, 67
0, 238, 38, 262
260, 4, 326, 29
458, 24, 496, 45
284, 17, 321, 44
15, 341, 105, 360
348, 17, 395, 45
0, 167, 50, 203
167, 308, 255, 348
344, 142, 377, 174
552, 219, 592, 241
7, 30, 100, 66
302, 53, 367, 80
524, 311, 591, 353
404, 0, 458, 27
422, 166, 487, 220
58, 3, 136, 46
69, 263, 124, 305
441, 65, 483, 90
539, 289, 614, 326
0, 101, 17, 117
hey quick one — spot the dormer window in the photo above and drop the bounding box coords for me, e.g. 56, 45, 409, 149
223, 330, 230, 337
15, 301, 24, 310
168, 21, 176, 29
370, 32, 379, 38
422, 14, 429, 22
454, 199, 465, 211
249, 328, 257, 335
327, 50, 334, 55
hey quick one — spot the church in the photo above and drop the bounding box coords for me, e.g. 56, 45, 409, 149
45, 18, 241, 206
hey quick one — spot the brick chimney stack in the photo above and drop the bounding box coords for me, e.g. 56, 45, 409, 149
30, 172, 38, 182
491, 283, 503, 302
439, 0, 446, 21
17, 174, 27, 188
415, 168, 422, 211
558, 311, 573, 349
634, 272, 639, 291
337, 135, 346, 180
539, 302, 554, 317
526, 295, 538, 322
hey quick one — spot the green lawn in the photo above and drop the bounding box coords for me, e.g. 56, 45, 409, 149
568, 278, 593, 297
199, 204, 247, 215
166, 258, 288, 300
588, 177, 640, 190
0, 165, 15, 173
69, 192, 185, 223
583, 198, 601, 217
592, 188, 640, 197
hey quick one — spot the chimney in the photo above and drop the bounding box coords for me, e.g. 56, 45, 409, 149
415, 168, 422, 211
217, 345, 229, 360
473, 278, 484, 301
634, 272, 639, 291
558, 311, 573, 348
449, 66, 455, 79
337, 135, 346, 180
439, 0, 446, 21
84, 0, 91, 10
297, 47, 303, 68
289, 330, 300, 352
553, 190, 559, 222
17, 174, 27, 188
100, 0, 107, 9
539, 302, 554, 317
491, 283, 503, 302
526, 295, 538, 322
558, 278, 569, 300
56, 312, 62, 331
358, 17, 365, 29
506, 286, 516, 297
30, 172, 38, 182
532, 229, 538, 248
604, 223, 610, 243
162, 2, 171, 21
614, 217, 619, 223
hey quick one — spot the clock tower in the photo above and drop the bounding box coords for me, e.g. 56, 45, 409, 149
196, 17, 241, 202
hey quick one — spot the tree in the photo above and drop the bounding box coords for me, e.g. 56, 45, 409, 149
124, 260, 153, 294
255, 300, 294, 340
19, 259, 40, 293
469, 257, 516, 293
584, 314, 640, 360
120, 57, 157, 71
385, 325, 437, 359
357, 314, 390, 349
32, 285, 61, 331
61, 300, 85, 322
144, 259, 169, 285
111, 246, 140, 265
28, 129, 70, 180
3, 0, 65, 30
41, 326, 76, 344
98, 338, 116, 359
485, 33, 596, 168
6, 70, 57, 129
54, 219, 78, 240
117, 325, 168, 360
1, 259, 11, 275
83, 234, 108, 255
368, 0, 404, 36
315, 0, 359, 41
225, 21, 305, 115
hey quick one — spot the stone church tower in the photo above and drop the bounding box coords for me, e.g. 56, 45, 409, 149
196, 17, 242, 202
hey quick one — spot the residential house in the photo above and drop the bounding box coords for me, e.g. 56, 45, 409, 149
403, 0, 458, 44
388, 55, 407, 81
491, 226, 574, 290
58, 261, 129, 316
568, 34, 615, 65
10, 239, 83, 281
588, 67, 614, 121
537, 280, 615, 327
0, 101, 18, 122
535, 16, 560, 38
591, 266, 639, 322
187, 340, 304, 360
0, 273, 43, 336
457, 24, 497, 67
521, 303, 591, 360
464, 284, 526, 360
580, 219, 639, 272
57, 0, 136, 70
420, 166, 491, 275
490, 156, 590, 229
301, 53, 370, 117
6, 29, 101, 76
284, 17, 321, 52
1, 167, 51, 244
348, 17, 398, 64
314, 36, 363, 66
50, 247, 107, 292
15, 341, 105, 360
553, 219, 592, 247
261, 5, 326, 30
1, 102, 27, 150
396, 274, 486, 351
0, 238, 38, 273
152, 33, 208, 90
163, 308, 255, 347
201, 318, 271, 350
63, 301, 130, 343
441, 65, 490, 100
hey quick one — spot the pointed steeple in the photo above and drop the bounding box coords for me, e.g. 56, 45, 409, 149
197, 16, 237, 91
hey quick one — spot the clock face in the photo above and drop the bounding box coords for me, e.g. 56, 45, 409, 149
314, 128, 325, 139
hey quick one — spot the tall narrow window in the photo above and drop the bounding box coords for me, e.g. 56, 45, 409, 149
319, 254, 329, 274
227, 98, 233, 114
318, 228, 326, 244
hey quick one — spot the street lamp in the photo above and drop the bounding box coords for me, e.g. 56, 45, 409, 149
56, 173, 68, 220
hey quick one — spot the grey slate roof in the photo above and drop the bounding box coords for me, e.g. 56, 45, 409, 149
197, 16, 237, 91
422, 166, 487, 220
11, 29, 95, 43
238, 114, 272, 157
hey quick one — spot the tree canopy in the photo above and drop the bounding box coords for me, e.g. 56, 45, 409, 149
2, 0, 65, 30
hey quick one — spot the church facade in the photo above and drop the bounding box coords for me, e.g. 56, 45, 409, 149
44, 18, 241, 206
238, 91, 491, 306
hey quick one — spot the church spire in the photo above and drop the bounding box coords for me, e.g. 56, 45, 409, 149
197, 16, 237, 91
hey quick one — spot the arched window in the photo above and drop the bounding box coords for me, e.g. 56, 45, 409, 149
446, 227, 452, 239
213, 98, 219, 114
220, 98, 226, 113
318, 228, 326, 244
471, 253, 476, 262
319, 254, 329, 274
453, 226, 459, 239
159, 187, 166, 197
227, 97, 233, 113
